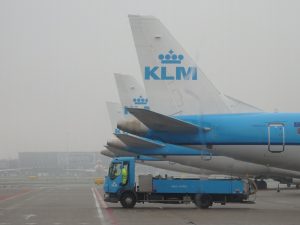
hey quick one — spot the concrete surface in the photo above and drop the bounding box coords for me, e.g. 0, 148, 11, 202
1, 182, 300, 225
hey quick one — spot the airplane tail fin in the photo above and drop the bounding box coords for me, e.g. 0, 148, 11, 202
106, 74, 149, 133
114, 73, 150, 115
224, 95, 263, 113
129, 15, 230, 115
114, 73, 148, 108
106, 101, 123, 133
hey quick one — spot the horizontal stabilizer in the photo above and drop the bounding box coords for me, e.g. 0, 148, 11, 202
115, 133, 164, 149
101, 149, 115, 158
105, 145, 160, 161
116, 133, 208, 156
127, 108, 199, 133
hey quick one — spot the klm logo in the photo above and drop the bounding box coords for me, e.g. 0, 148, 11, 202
133, 96, 148, 105
123, 96, 150, 115
114, 128, 121, 134
145, 50, 197, 80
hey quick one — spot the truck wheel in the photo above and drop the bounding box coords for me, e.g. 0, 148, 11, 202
194, 194, 212, 209
120, 192, 136, 208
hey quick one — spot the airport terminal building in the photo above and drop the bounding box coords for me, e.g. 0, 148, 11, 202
18, 152, 102, 175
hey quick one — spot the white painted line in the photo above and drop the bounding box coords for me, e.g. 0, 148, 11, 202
95, 188, 108, 209
91, 188, 107, 225
24, 214, 36, 220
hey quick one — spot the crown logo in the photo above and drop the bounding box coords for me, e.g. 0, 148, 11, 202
158, 50, 184, 64
133, 96, 148, 105
114, 128, 121, 134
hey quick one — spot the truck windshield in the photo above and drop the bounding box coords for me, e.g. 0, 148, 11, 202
108, 162, 122, 180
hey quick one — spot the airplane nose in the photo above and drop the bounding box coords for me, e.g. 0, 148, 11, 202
117, 118, 149, 135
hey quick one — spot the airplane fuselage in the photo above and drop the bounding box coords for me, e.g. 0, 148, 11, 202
144, 113, 300, 171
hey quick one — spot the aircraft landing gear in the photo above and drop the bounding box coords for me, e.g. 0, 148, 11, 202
277, 183, 280, 192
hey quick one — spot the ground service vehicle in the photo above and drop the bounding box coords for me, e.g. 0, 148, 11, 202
104, 157, 256, 208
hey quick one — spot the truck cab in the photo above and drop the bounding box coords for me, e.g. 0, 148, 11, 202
104, 157, 137, 207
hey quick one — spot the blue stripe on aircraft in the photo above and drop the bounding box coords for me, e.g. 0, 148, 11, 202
144, 112, 300, 146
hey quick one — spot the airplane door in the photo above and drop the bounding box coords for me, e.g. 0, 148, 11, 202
268, 123, 285, 153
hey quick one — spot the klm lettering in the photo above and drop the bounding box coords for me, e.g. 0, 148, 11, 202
145, 66, 197, 80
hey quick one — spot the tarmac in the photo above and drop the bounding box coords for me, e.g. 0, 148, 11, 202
1, 180, 300, 225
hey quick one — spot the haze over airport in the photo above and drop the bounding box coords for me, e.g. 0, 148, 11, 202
1, 0, 300, 159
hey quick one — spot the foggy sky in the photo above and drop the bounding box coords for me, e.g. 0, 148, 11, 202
1, 0, 300, 159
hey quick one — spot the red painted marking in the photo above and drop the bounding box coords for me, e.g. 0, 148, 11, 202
94, 187, 119, 225
105, 207, 119, 225
0, 189, 33, 202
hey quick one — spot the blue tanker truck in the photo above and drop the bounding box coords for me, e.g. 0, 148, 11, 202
104, 157, 256, 208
